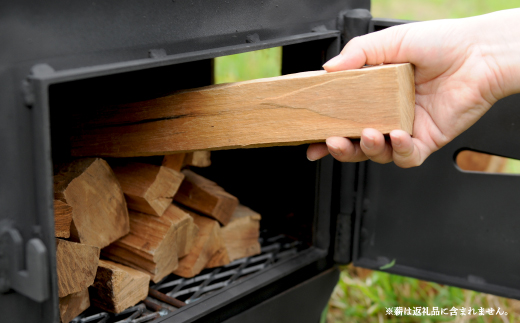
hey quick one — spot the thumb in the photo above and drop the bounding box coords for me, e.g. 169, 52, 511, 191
323, 25, 410, 72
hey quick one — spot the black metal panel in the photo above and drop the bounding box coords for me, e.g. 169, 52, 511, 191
1, 0, 368, 72
223, 267, 340, 323
352, 94, 520, 299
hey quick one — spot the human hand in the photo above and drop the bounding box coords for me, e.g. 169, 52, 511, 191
307, 9, 520, 167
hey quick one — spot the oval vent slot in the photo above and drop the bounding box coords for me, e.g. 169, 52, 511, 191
455, 150, 520, 174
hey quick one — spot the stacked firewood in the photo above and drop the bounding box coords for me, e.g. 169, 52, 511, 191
53, 152, 261, 323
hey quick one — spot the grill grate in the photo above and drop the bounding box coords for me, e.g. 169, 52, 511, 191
71, 231, 306, 323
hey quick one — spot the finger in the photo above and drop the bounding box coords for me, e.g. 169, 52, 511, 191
326, 137, 368, 163
390, 130, 424, 168
360, 128, 393, 164
307, 143, 330, 161
322, 25, 411, 72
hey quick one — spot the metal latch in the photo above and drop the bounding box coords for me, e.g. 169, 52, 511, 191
0, 226, 49, 302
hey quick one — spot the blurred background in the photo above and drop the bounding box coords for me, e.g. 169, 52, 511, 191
214, 1, 520, 322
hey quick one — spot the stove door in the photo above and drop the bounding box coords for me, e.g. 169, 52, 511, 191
348, 18, 520, 299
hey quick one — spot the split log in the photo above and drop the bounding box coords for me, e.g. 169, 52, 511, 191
102, 204, 198, 282
220, 204, 261, 262
59, 289, 90, 323
54, 200, 73, 239
173, 209, 223, 278
174, 170, 238, 225
54, 158, 130, 248
161, 153, 186, 172
111, 161, 184, 217
205, 246, 230, 268
89, 260, 150, 313
70, 63, 415, 157
56, 238, 100, 297
206, 205, 261, 268
184, 151, 211, 167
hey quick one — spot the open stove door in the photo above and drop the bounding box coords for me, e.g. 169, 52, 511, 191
343, 28, 520, 298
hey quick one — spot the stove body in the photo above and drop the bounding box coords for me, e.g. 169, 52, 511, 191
1, 2, 520, 322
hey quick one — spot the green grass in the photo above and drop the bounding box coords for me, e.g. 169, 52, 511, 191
214, 47, 282, 84
325, 266, 520, 323
212, 2, 520, 322
371, 0, 520, 20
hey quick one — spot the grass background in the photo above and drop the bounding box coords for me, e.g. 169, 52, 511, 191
213, 1, 520, 322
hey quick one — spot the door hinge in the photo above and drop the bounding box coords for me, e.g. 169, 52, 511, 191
0, 225, 50, 302
337, 9, 372, 47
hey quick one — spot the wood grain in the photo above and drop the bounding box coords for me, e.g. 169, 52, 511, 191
220, 204, 261, 262
54, 158, 130, 248
174, 170, 238, 225
59, 289, 90, 323
69, 63, 415, 157
207, 204, 261, 268
111, 161, 185, 217
173, 209, 223, 278
56, 238, 100, 298
102, 204, 198, 283
89, 259, 150, 313
205, 246, 230, 268
54, 200, 73, 239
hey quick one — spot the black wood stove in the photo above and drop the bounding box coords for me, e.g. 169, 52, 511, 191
1, 1, 520, 322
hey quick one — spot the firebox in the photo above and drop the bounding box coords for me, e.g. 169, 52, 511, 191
2, 1, 520, 323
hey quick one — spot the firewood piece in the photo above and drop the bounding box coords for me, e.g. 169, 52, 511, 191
111, 161, 185, 217
56, 238, 100, 298
205, 246, 230, 268
54, 200, 73, 238
54, 158, 130, 248
173, 209, 223, 278
184, 151, 211, 167
206, 205, 261, 268
59, 289, 90, 323
221, 204, 261, 262
102, 204, 198, 282
174, 170, 238, 225
161, 153, 186, 172
70, 63, 415, 157
89, 260, 150, 313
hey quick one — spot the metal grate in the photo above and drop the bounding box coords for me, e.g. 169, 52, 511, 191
71, 231, 306, 323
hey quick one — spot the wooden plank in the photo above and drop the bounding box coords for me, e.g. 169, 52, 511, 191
59, 289, 90, 323
56, 238, 100, 298
69, 63, 415, 157
173, 170, 238, 225
173, 209, 223, 278
54, 158, 130, 248
89, 259, 150, 313
184, 151, 211, 167
54, 200, 73, 239
111, 161, 185, 217
102, 204, 198, 283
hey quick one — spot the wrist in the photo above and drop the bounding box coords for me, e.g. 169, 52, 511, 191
472, 9, 520, 101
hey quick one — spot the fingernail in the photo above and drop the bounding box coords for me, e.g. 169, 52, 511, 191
328, 144, 342, 157
323, 55, 342, 69
391, 135, 401, 147
307, 155, 317, 162
363, 135, 374, 149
